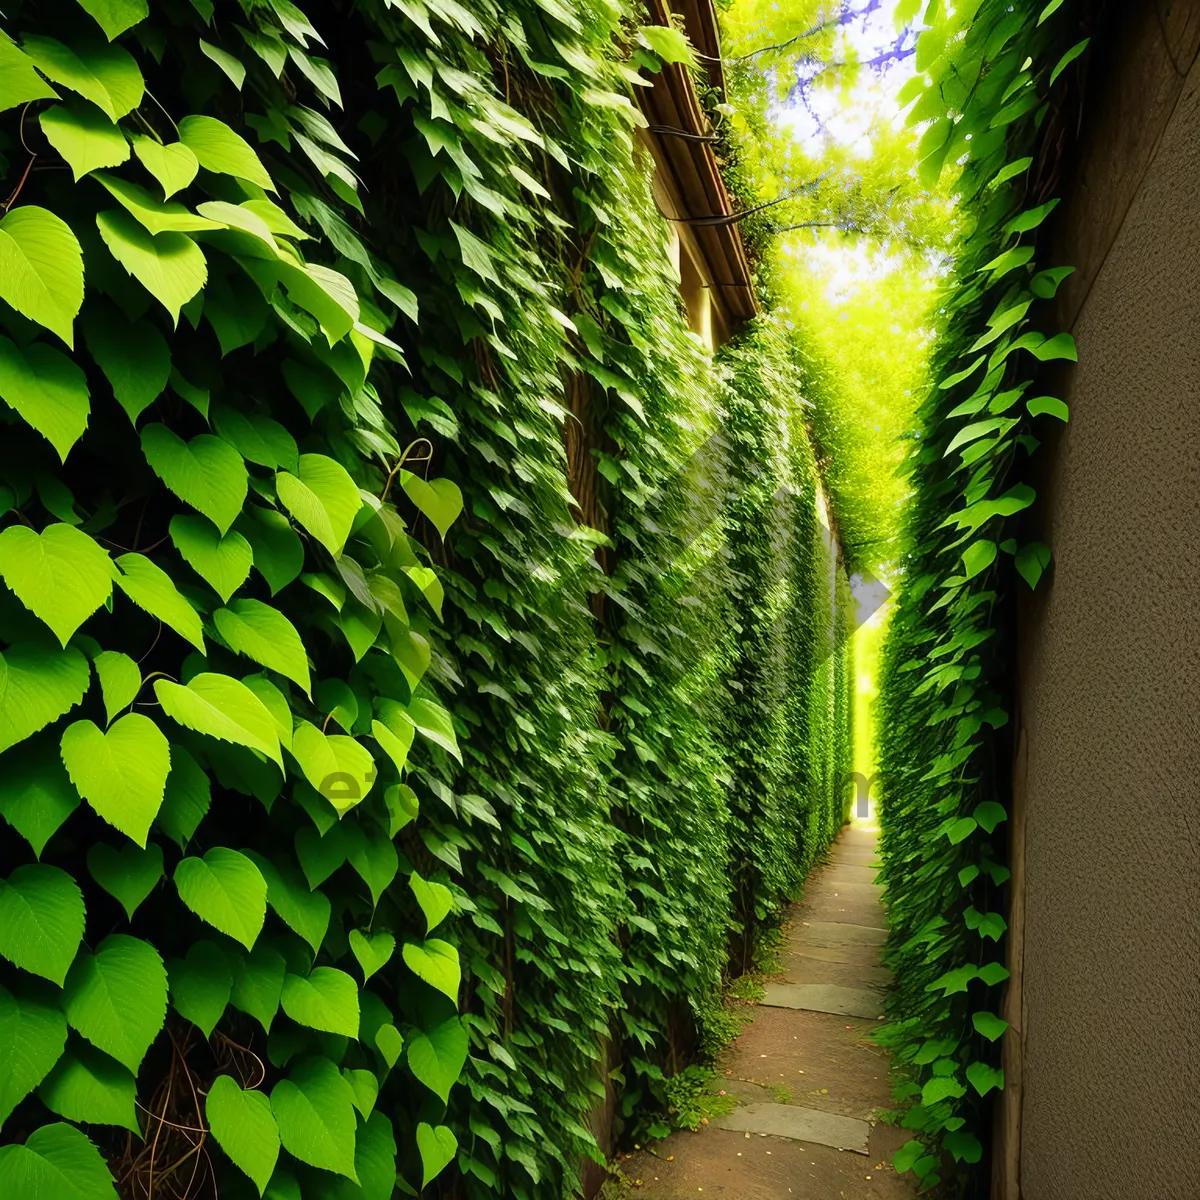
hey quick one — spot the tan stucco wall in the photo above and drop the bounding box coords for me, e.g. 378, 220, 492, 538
1014, 7, 1200, 1198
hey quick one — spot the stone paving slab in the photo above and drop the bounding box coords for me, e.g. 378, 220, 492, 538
793, 919, 887, 946
713, 1102, 871, 1154
776, 954, 892, 989
761, 982, 885, 1019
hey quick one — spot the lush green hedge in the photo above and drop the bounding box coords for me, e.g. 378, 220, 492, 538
874, 0, 1087, 1192
0, 2, 853, 1197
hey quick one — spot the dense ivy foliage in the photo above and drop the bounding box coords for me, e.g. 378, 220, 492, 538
0, 2, 854, 1198
874, 0, 1086, 1191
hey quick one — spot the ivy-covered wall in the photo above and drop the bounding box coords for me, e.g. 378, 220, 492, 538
0, 2, 852, 1198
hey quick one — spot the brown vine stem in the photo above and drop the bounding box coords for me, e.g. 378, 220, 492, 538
380, 437, 434, 502
137, 622, 164, 666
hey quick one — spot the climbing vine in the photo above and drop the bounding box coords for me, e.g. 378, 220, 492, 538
875, 0, 1088, 1191
0, 2, 854, 1198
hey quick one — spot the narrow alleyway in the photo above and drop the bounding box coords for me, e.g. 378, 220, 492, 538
620, 823, 918, 1198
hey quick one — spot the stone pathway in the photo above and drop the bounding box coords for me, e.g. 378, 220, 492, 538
619, 823, 919, 1199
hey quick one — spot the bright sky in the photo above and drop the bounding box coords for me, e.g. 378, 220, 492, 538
779, 1, 920, 157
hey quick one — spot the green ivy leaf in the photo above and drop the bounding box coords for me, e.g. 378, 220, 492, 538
0, 1122, 118, 1199
237, 506, 305, 595
1026, 395, 1068, 421
944, 1130, 983, 1163
348, 929, 395, 983
92, 651, 139, 724
130, 135, 200, 200
38, 101, 129, 181
212, 407, 299, 474
0, 523, 113, 645
289, 720, 375, 816
638, 24, 695, 65
61, 714, 171, 846
244, 852, 330, 955
38, 1042, 139, 1133
76, 0, 150, 41
21, 35, 143, 121
394, 696, 461, 762
271, 1056, 358, 1180
215, 599, 310, 693
179, 115, 275, 191
0, 982, 68, 1126
965, 1060, 1004, 1096
921, 1075, 966, 1106
114, 551, 206, 651
0, 863, 85, 985
374, 1023, 403, 1071
345, 824, 398, 908
281, 968, 360, 1038
86, 841, 163, 920
0, 34, 59, 112
408, 1016, 467, 1104
198, 38, 247, 89
0, 336, 91, 461
64, 933, 166, 1072
342, 1067, 378, 1119
972, 1011, 1009, 1041
294, 824, 348, 890
972, 800, 1007, 834
94, 173, 225, 237
0, 735, 80, 856
230, 944, 286, 1033
141, 423, 247, 534
175, 847, 267, 949
0, 207, 85, 347
167, 940, 231, 1037
206, 1074, 281, 1195
156, 673, 282, 765
977, 962, 1011, 987
1015, 541, 1051, 589
96, 208, 207, 325
0, 644, 90, 755
409, 872, 453, 934
400, 472, 463, 540
275, 454, 362, 557
892, 1139, 925, 1174
155, 744, 210, 848
82, 305, 171, 424
169, 514, 253, 603
416, 1122, 457, 1188
402, 939, 460, 1002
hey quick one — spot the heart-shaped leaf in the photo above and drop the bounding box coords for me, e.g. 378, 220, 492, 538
271, 1056, 358, 1180
409, 872, 453, 934
179, 115, 274, 192
289, 720, 375, 816
400, 472, 463, 540
86, 841, 163, 920
96, 208, 207, 325
38, 1042, 139, 1133
342, 1067, 378, 1119
61, 714, 171, 847
0, 735, 80, 856
212, 407, 298, 474
64, 934, 167, 1072
175, 847, 267, 950
402, 939, 460, 1002
206, 1074, 280, 1196
169, 514, 253, 603
39, 101, 129, 181
114, 551, 205, 651
0, 864, 85, 985
131, 135, 199, 200
0, 335, 90, 460
407, 1016, 467, 1104
0, 523, 112, 646
965, 1060, 1004, 1097
348, 929, 395, 983
280, 968, 359, 1038
0, 206, 84, 347
215, 599, 310, 693
416, 1122, 457, 1188
244, 853, 330, 955
167, 940, 231, 1037
82, 305, 170, 424
92, 650, 140, 725
0, 644, 90, 756
140, 423, 247, 534
275, 454, 362, 557
971, 1011, 1009, 1042
155, 673, 282, 765
154, 745, 210, 849
0, 35, 59, 110
0, 1122, 119, 1199
0, 982, 68, 1126
230, 944, 285, 1034
344, 823, 397, 908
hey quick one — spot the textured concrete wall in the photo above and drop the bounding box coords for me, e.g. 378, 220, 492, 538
1015, 4, 1200, 1197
